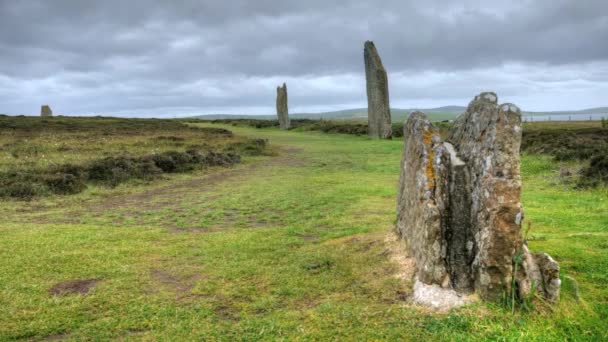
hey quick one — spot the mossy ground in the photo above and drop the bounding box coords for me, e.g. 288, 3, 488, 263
0, 120, 606, 340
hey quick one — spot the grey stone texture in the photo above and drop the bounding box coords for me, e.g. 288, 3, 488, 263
276, 83, 290, 130
364, 41, 391, 139
41, 105, 53, 117
519, 246, 561, 303
396, 92, 560, 303
396, 111, 450, 286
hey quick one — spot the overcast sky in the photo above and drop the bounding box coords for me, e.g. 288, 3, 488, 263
1, 0, 607, 117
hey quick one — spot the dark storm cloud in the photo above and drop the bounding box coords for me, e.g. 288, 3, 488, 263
0, 0, 607, 116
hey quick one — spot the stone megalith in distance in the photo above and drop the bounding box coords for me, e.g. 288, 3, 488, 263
276, 83, 290, 130
41, 105, 53, 117
364, 41, 391, 139
396, 92, 560, 306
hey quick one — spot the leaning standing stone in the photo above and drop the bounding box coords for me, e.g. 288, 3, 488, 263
364, 41, 391, 139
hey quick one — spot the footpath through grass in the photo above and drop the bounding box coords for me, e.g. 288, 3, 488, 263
0, 124, 606, 340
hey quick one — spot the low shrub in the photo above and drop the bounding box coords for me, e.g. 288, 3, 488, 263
88, 156, 147, 185
1, 149, 248, 200
204, 151, 241, 165
199, 127, 234, 136
87, 149, 240, 186
151, 151, 190, 172
44, 173, 87, 194
522, 128, 608, 161
521, 127, 607, 188
578, 154, 608, 188
5, 183, 39, 199
0, 172, 45, 200
207, 118, 441, 139
305, 121, 368, 135
210, 119, 279, 129
1, 181, 42, 200
51, 164, 87, 178
253, 120, 278, 128
156, 136, 185, 142
224, 138, 268, 156
391, 123, 404, 138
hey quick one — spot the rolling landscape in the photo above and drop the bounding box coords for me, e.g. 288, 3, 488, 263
191, 106, 608, 122
1, 1, 607, 341
0, 115, 606, 340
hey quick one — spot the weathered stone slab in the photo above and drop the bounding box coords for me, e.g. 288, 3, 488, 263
276, 83, 290, 130
396, 111, 449, 286
396, 92, 560, 306
41, 105, 53, 117
364, 41, 391, 139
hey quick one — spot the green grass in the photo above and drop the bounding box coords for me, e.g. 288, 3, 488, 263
0, 122, 607, 340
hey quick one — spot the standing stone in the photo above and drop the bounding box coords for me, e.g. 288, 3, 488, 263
276, 83, 290, 130
364, 41, 391, 139
396, 92, 560, 305
41, 105, 53, 117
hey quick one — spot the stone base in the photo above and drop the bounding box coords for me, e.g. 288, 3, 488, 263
412, 279, 477, 311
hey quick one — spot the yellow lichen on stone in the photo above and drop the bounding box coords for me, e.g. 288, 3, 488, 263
423, 129, 436, 190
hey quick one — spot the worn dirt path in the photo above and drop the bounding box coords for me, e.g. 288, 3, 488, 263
16, 146, 305, 230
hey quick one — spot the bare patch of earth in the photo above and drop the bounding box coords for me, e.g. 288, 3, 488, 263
49, 279, 99, 296
40, 332, 71, 341
298, 234, 320, 241
150, 268, 201, 297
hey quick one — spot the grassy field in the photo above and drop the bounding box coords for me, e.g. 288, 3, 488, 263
0, 120, 606, 340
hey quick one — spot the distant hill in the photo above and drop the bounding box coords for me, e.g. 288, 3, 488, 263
525, 107, 608, 115
192, 106, 465, 122
191, 106, 608, 122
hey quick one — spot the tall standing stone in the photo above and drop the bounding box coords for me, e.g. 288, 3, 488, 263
41, 105, 53, 117
276, 83, 290, 130
364, 41, 391, 139
396, 92, 560, 305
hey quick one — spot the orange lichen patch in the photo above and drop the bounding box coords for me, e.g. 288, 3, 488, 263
422, 128, 434, 145
426, 150, 436, 190
422, 128, 436, 190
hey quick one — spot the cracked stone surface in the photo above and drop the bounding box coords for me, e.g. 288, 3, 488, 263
396, 111, 450, 286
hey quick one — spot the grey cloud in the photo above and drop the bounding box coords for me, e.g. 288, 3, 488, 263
0, 0, 607, 116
